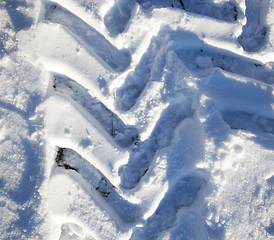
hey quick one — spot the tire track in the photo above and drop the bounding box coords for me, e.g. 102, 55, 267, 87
120, 98, 195, 189
130, 175, 204, 239
104, 0, 243, 37
115, 28, 171, 111
222, 111, 274, 134
38, 0, 274, 239
55, 147, 143, 223
237, 0, 268, 52
176, 47, 274, 84
53, 73, 138, 148
45, 2, 131, 72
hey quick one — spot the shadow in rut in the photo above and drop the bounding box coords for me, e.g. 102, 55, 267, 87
4, 0, 34, 31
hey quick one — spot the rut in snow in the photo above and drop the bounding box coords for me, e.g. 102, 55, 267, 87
130, 175, 205, 239
45, 2, 131, 72
104, 0, 241, 36
176, 48, 274, 84
120, 97, 195, 189
55, 147, 143, 223
222, 111, 274, 134
53, 74, 138, 148
237, 0, 268, 52
115, 28, 171, 111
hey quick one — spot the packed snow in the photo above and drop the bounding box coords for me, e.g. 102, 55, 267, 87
1, 0, 274, 239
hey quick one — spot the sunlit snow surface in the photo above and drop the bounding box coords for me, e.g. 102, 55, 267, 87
1, 0, 274, 239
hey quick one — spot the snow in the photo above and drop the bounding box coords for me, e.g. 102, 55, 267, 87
1, 0, 274, 239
